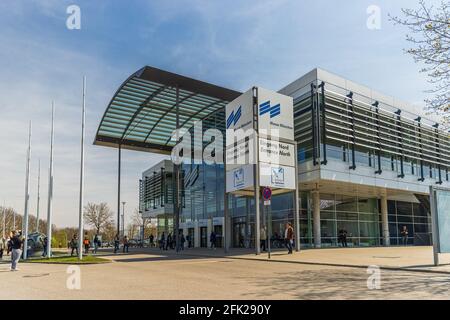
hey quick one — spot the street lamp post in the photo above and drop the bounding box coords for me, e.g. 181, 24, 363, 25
78, 76, 86, 260
23, 121, 32, 260
36, 159, 40, 232
46, 102, 55, 259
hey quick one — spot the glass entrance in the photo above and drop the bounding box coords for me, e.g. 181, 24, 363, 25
200, 227, 207, 248
187, 228, 194, 248
214, 225, 223, 248
233, 222, 245, 248
232, 220, 254, 248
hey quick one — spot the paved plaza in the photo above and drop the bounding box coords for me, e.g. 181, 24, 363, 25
1, 246, 450, 300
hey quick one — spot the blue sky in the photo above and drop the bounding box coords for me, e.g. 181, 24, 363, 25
0, 0, 438, 227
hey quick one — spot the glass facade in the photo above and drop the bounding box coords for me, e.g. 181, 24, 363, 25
387, 200, 432, 245
138, 71, 446, 249
180, 109, 225, 224
299, 192, 380, 247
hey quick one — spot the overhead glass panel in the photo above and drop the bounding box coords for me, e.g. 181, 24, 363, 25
94, 66, 241, 154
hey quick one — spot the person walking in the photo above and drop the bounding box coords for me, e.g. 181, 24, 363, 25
159, 232, 165, 250
83, 235, 90, 254
180, 233, 186, 250
342, 229, 348, 247
93, 234, 99, 254
10, 231, 23, 271
284, 222, 294, 254
260, 226, 267, 252
166, 233, 172, 250
149, 234, 154, 248
123, 236, 129, 253
338, 229, 348, 247
42, 236, 48, 257
186, 234, 191, 248
114, 234, 120, 254
210, 231, 217, 250
70, 234, 79, 257
400, 226, 409, 246
0, 237, 5, 260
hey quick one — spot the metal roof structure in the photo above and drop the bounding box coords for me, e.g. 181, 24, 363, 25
94, 66, 241, 154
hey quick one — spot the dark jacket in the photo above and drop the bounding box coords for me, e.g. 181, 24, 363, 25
70, 238, 78, 248
11, 236, 23, 250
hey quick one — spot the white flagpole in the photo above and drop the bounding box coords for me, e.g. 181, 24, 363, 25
36, 159, 41, 232
78, 76, 86, 260
46, 102, 55, 258
23, 121, 32, 260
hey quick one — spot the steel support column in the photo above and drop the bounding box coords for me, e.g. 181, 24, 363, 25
312, 190, 321, 248
253, 87, 261, 255
224, 191, 231, 253
117, 144, 121, 236
174, 85, 181, 252
294, 143, 301, 251
381, 194, 390, 246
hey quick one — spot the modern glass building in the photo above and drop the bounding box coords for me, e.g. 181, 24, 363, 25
95, 66, 450, 249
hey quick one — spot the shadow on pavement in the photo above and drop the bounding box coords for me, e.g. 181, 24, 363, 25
240, 267, 450, 299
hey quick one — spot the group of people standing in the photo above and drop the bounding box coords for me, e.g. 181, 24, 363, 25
260, 222, 295, 254
157, 231, 218, 250
68, 233, 102, 256
158, 232, 184, 250
67, 233, 134, 255
113, 234, 130, 253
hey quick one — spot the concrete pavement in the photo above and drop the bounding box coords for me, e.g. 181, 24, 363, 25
1, 246, 450, 299
160, 246, 450, 273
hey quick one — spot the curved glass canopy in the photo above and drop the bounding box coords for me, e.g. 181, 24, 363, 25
94, 66, 241, 154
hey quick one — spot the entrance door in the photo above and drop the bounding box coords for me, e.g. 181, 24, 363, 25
214, 225, 223, 248
233, 222, 246, 248
188, 228, 194, 248
200, 227, 207, 248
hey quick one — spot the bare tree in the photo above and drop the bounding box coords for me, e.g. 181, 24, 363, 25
128, 208, 156, 240
102, 221, 117, 242
131, 208, 144, 227
83, 202, 114, 235
390, 0, 449, 121
128, 208, 144, 239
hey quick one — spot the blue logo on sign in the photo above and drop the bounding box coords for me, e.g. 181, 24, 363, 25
226, 106, 242, 129
271, 167, 285, 185
259, 101, 280, 118
234, 167, 244, 187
